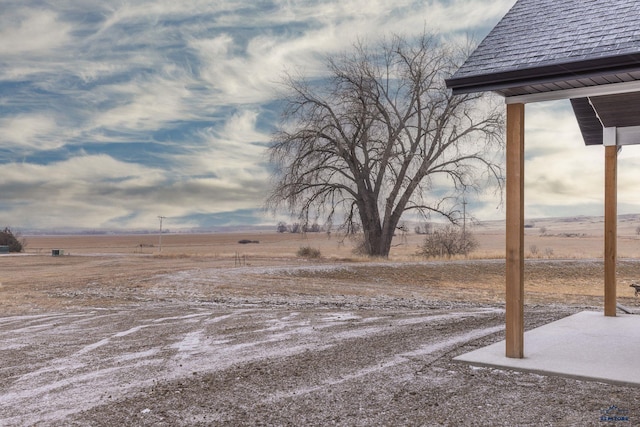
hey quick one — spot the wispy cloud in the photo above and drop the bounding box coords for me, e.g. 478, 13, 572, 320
0, 0, 547, 231
0, 9, 72, 57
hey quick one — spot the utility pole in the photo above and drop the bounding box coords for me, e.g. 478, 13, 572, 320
158, 216, 166, 252
462, 200, 467, 241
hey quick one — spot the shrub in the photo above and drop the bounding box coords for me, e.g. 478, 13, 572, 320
418, 225, 478, 258
0, 227, 24, 253
297, 246, 321, 258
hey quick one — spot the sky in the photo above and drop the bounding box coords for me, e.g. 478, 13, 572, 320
2, 0, 640, 232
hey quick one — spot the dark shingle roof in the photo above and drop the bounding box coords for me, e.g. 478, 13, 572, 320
447, 0, 640, 95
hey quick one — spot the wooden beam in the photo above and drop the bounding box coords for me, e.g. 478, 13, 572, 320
604, 145, 618, 317
506, 103, 525, 358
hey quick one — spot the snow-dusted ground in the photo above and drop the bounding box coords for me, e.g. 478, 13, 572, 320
2, 263, 640, 425
1, 302, 501, 425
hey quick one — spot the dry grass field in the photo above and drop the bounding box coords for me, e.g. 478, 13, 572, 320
4, 215, 640, 314
3, 216, 640, 425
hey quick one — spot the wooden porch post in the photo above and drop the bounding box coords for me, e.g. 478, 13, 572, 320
604, 145, 618, 317
506, 103, 525, 358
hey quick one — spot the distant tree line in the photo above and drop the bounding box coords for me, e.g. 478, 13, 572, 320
414, 224, 433, 235
276, 222, 324, 233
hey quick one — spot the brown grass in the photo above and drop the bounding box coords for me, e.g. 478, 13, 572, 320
3, 217, 640, 315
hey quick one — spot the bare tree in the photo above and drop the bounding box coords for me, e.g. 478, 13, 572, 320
267, 33, 503, 257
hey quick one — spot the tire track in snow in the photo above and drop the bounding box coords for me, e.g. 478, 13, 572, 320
0, 308, 234, 425
0, 305, 503, 426
263, 324, 505, 403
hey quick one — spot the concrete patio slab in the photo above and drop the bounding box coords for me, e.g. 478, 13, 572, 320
455, 311, 640, 387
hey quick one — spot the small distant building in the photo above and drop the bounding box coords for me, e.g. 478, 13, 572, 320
51, 249, 64, 256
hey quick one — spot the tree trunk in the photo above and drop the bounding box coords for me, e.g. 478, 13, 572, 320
360, 210, 396, 257
363, 226, 389, 257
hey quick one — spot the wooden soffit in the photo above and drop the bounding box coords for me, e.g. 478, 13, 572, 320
572, 91, 640, 146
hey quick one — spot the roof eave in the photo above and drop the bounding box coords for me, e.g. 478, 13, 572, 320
446, 53, 640, 95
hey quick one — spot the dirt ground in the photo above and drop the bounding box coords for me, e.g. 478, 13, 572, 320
2, 230, 640, 426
